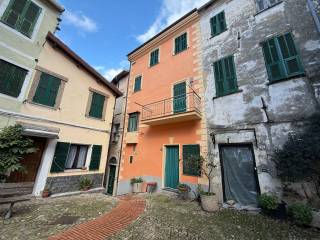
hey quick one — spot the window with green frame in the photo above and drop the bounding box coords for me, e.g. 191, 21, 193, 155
210, 11, 227, 37
213, 55, 238, 97
128, 112, 139, 132
32, 72, 61, 107
262, 33, 304, 82
88, 92, 106, 119
1, 0, 42, 38
183, 144, 201, 176
174, 32, 188, 54
0, 59, 28, 98
134, 76, 142, 92
150, 49, 159, 67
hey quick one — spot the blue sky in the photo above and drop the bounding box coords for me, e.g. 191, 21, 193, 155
57, 0, 208, 80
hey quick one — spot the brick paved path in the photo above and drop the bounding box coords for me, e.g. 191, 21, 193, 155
48, 195, 145, 240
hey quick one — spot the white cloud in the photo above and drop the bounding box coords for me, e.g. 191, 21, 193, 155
137, 0, 208, 43
94, 66, 124, 81
63, 10, 98, 32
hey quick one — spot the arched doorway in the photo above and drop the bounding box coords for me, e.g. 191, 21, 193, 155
106, 157, 117, 195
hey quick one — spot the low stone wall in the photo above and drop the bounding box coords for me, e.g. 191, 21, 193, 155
46, 174, 104, 194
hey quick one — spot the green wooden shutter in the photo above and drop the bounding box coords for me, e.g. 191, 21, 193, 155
175, 33, 187, 54
128, 113, 138, 132
213, 60, 225, 96
183, 145, 200, 176
224, 56, 237, 93
50, 142, 70, 173
173, 82, 186, 113
218, 11, 226, 33
210, 16, 218, 37
33, 73, 61, 107
89, 145, 102, 170
211, 11, 226, 37
150, 49, 159, 66
1, 0, 28, 28
18, 1, 41, 37
134, 76, 141, 92
89, 92, 105, 119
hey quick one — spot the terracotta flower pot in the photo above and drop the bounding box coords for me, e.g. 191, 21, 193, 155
82, 186, 91, 191
42, 190, 51, 198
201, 194, 219, 212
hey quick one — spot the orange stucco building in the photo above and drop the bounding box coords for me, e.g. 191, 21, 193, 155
117, 10, 208, 194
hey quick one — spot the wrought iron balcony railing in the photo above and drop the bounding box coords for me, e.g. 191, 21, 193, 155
141, 92, 201, 121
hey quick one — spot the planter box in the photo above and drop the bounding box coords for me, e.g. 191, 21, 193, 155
132, 183, 143, 193
201, 194, 219, 212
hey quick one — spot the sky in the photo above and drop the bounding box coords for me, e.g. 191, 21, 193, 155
57, 0, 209, 80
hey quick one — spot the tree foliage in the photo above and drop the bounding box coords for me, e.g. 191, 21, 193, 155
0, 124, 37, 182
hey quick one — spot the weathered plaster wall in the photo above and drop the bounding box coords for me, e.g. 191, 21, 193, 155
199, 0, 320, 202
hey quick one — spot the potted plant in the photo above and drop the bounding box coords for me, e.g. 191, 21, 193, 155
131, 177, 143, 193
258, 193, 287, 219
79, 176, 93, 191
42, 186, 51, 198
177, 183, 191, 200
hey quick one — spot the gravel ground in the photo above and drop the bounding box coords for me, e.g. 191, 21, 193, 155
0, 193, 117, 240
110, 194, 320, 240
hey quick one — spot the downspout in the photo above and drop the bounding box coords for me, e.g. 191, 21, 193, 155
115, 66, 131, 196
307, 0, 320, 34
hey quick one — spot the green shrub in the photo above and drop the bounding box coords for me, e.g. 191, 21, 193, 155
79, 176, 93, 190
258, 193, 279, 210
177, 183, 190, 192
130, 177, 143, 184
288, 203, 313, 226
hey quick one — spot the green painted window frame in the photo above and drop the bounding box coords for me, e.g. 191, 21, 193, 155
150, 49, 159, 67
128, 112, 139, 132
174, 32, 188, 54
32, 72, 61, 107
1, 0, 42, 38
88, 92, 105, 119
213, 55, 238, 97
183, 144, 201, 177
134, 76, 142, 92
262, 33, 304, 82
0, 59, 28, 98
210, 11, 227, 38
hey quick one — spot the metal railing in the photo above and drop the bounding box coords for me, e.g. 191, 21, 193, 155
141, 92, 201, 121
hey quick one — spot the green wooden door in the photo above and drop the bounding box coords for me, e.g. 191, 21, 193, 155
107, 165, 116, 195
173, 82, 186, 113
165, 146, 179, 189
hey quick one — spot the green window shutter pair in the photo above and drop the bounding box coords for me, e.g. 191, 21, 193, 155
210, 11, 227, 37
89, 92, 105, 119
33, 73, 61, 107
175, 33, 188, 54
183, 145, 201, 176
128, 113, 138, 132
50, 143, 102, 173
213, 55, 238, 97
150, 49, 159, 67
0, 59, 28, 98
173, 82, 186, 113
262, 33, 304, 82
134, 76, 142, 92
2, 0, 41, 37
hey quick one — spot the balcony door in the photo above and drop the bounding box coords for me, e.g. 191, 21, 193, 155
173, 82, 186, 113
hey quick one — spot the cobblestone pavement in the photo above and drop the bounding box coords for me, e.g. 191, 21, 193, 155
0, 193, 117, 240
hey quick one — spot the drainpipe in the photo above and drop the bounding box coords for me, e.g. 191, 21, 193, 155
307, 0, 320, 34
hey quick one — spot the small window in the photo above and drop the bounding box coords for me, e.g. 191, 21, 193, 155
129, 155, 133, 164
174, 32, 188, 54
256, 0, 281, 12
134, 76, 142, 92
262, 33, 304, 82
213, 55, 238, 97
210, 11, 227, 37
65, 144, 88, 170
1, 0, 41, 38
32, 72, 61, 107
128, 112, 138, 132
183, 145, 201, 176
89, 92, 106, 119
0, 59, 28, 98
150, 49, 159, 67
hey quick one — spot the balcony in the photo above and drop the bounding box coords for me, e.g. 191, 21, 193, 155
141, 92, 201, 126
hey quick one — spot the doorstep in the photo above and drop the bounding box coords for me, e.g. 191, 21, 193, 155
47, 187, 105, 199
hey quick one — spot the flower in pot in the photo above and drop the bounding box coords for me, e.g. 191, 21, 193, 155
130, 177, 144, 193
258, 193, 287, 219
177, 183, 191, 200
79, 176, 93, 191
42, 187, 51, 198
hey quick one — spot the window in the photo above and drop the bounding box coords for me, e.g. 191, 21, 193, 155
213, 55, 238, 97
134, 76, 142, 92
65, 144, 88, 170
150, 49, 159, 67
183, 145, 201, 176
174, 32, 188, 54
128, 113, 138, 132
1, 0, 41, 38
32, 72, 61, 107
129, 155, 133, 164
89, 92, 106, 119
0, 59, 27, 98
262, 33, 304, 82
210, 11, 227, 37
256, 0, 281, 12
